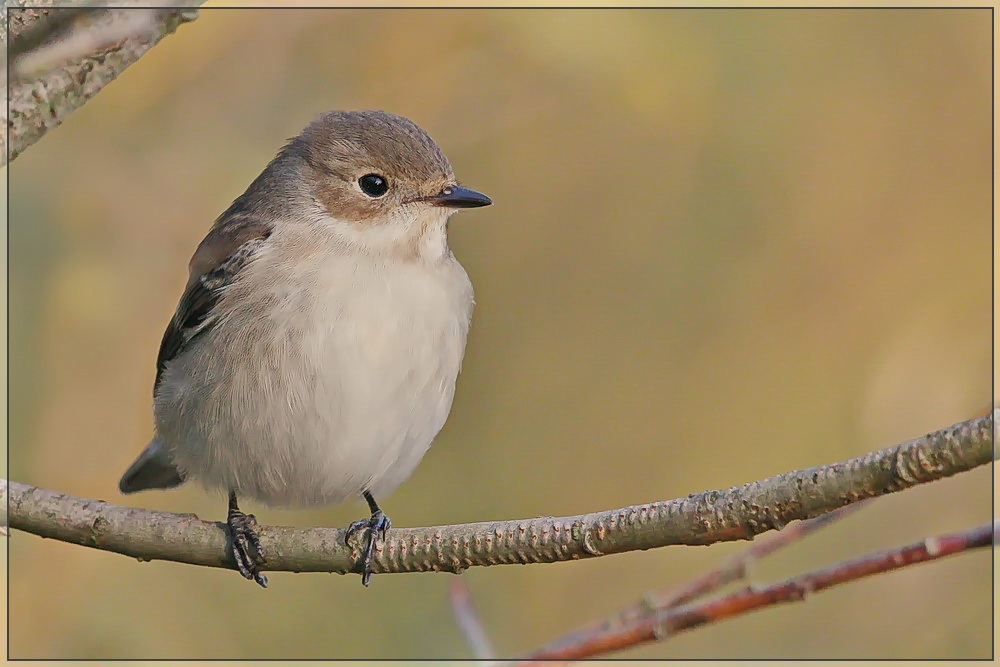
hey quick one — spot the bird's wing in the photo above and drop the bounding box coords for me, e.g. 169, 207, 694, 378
154, 214, 273, 395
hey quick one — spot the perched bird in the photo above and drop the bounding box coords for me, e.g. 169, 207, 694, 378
118, 110, 492, 587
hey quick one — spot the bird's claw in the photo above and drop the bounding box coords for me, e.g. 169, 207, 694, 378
346, 510, 391, 587
228, 507, 268, 588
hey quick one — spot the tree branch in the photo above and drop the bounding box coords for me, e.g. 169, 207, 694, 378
2, 3, 201, 167
4, 414, 994, 581
520, 521, 997, 661
1, 0, 55, 49
524, 501, 866, 661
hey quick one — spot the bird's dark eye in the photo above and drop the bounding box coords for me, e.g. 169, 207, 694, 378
358, 173, 389, 197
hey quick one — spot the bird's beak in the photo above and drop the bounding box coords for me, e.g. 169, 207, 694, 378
423, 185, 493, 209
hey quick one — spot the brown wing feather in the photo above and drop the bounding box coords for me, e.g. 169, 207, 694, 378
154, 214, 273, 395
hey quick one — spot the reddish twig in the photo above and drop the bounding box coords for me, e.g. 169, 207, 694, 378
522, 501, 867, 664
521, 521, 996, 661
449, 577, 497, 661
656, 500, 870, 609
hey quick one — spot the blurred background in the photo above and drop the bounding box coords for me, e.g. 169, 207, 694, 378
6, 7, 993, 660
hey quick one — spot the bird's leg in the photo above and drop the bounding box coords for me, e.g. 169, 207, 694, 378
227, 491, 268, 588
345, 490, 391, 586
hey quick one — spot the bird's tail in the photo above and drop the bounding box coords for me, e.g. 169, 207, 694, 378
119, 438, 186, 494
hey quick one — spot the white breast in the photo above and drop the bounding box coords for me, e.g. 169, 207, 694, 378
155, 218, 474, 508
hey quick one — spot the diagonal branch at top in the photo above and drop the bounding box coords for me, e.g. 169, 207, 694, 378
2, 2, 201, 167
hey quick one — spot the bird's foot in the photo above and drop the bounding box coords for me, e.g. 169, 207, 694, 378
227, 492, 267, 588
346, 491, 391, 587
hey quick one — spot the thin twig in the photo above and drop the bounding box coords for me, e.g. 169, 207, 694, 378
656, 500, 870, 608
5, 414, 994, 583
450, 577, 497, 661
530, 500, 868, 662
520, 521, 996, 661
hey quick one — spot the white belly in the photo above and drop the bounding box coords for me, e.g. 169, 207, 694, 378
154, 249, 473, 508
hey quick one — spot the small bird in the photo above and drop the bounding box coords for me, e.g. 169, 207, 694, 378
118, 110, 492, 588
